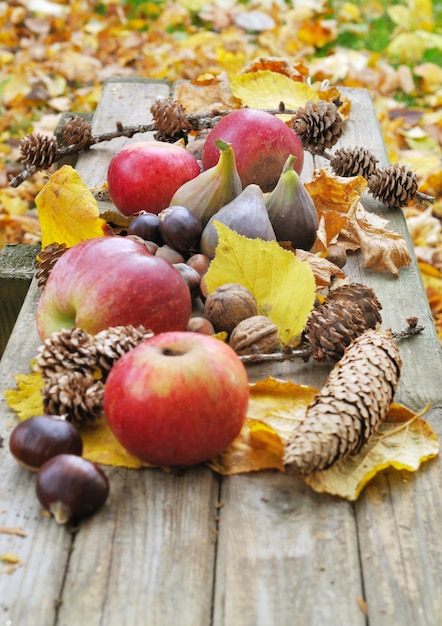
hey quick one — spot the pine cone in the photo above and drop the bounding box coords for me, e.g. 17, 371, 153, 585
368, 163, 418, 207
19, 132, 59, 169
150, 98, 192, 143
35, 243, 67, 287
326, 283, 382, 330
283, 329, 402, 474
305, 300, 369, 363
305, 283, 382, 363
330, 146, 378, 179
34, 327, 97, 379
94, 325, 154, 380
291, 100, 344, 154
60, 114, 94, 150
42, 370, 105, 427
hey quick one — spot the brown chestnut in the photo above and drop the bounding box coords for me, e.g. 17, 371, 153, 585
36, 454, 109, 524
127, 211, 164, 245
186, 253, 210, 277
174, 263, 202, 301
186, 317, 215, 335
9, 415, 83, 471
158, 205, 202, 254
155, 244, 185, 264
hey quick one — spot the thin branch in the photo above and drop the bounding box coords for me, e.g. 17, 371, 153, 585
239, 322, 424, 365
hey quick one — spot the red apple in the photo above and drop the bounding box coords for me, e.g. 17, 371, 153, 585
36, 237, 192, 340
103, 332, 249, 466
107, 141, 201, 216
202, 108, 304, 192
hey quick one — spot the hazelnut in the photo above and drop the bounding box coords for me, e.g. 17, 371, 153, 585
229, 315, 279, 355
186, 317, 215, 335
204, 283, 258, 335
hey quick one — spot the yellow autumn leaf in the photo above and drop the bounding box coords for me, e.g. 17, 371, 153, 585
35, 164, 108, 249
208, 377, 317, 474
229, 70, 319, 111
81, 418, 153, 469
3, 372, 44, 420
304, 403, 439, 501
204, 223, 316, 346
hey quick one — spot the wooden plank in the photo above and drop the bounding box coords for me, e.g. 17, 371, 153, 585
0, 243, 39, 356
212, 87, 442, 626
0, 78, 218, 626
44, 78, 220, 626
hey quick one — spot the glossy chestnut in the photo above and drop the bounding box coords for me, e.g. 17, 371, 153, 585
36, 454, 110, 524
158, 205, 202, 254
9, 415, 83, 471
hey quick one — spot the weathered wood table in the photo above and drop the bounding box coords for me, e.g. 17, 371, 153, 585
2, 78, 442, 626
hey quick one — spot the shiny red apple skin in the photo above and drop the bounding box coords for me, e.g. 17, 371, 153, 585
36, 237, 192, 340
103, 332, 250, 466
202, 108, 304, 192
107, 141, 201, 216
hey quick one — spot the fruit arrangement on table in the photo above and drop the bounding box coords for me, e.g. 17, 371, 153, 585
7, 94, 432, 519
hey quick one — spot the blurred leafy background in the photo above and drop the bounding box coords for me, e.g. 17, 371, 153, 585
0, 0, 441, 315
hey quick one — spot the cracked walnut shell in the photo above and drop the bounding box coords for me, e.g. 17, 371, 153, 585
204, 283, 258, 335
229, 315, 279, 355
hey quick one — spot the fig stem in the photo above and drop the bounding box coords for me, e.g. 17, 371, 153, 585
239, 322, 424, 364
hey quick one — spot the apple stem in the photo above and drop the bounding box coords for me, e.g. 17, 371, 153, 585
239, 322, 424, 364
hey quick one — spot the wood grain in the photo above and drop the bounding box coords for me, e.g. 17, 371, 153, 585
1, 79, 442, 626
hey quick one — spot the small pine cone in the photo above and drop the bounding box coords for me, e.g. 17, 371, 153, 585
283, 329, 402, 474
93, 325, 154, 380
150, 98, 192, 143
291, 100, 344, 154
305, 299, 369, 363
35, 242, 67, 287
60, 114, 94, 150
330, 146, 378, 179
326, 283, 382, 330
42, 370, 105, 427
34, 327, 97, 379
20, 132, 59, 169
368, 163, 418, 207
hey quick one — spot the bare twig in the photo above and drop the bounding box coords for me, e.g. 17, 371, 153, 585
239, 322, 424, 365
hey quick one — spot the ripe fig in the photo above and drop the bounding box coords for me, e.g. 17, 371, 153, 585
265, 154, 318, 251
158, 205, 202, 254
200, 184, 276, 259
170, 139, 242, 227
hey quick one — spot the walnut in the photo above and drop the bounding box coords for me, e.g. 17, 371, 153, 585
229, 315, 279, 356
204, 283, 257, 335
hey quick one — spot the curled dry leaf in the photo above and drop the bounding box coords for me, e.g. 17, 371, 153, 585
306, 169, 411, 276
304, 403, 439, 501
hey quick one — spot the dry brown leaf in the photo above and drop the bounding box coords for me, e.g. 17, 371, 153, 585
295, 248, 346, 287
352, 218, 412, 277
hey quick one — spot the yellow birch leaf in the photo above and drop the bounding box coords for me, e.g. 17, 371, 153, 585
304, 404, 439, 501
204, 223, 316, 346
208, 377, 317, 474
3, 372, 44, 420
35, 164, 108, 249
229, 70, 319, 111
